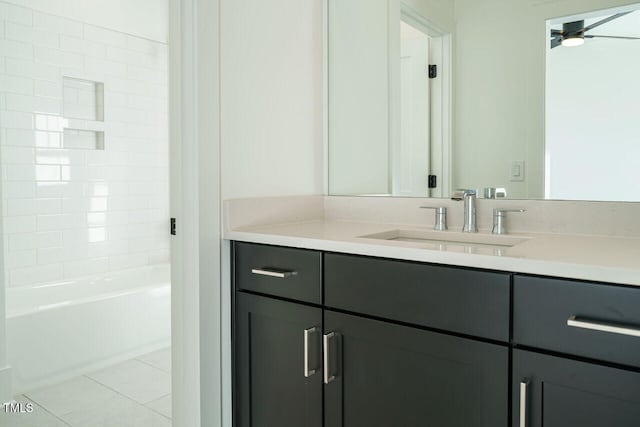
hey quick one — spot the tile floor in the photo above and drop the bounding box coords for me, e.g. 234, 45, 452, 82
1, 347, 171, 427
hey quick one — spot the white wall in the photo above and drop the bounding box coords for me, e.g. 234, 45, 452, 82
1, 0, 167, 42
219, 1, 324, 425
546, 12, 640, 201
220, 0, 324, 199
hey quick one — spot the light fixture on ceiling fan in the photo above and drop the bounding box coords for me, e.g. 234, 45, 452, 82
550, 12, 640, 48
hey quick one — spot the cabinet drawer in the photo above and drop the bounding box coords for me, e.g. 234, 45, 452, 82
324, 253, 510, 341
234, 242, 322, 304
514, 275, 640, 368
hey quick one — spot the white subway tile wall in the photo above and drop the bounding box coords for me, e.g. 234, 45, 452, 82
0, 2, 169, 288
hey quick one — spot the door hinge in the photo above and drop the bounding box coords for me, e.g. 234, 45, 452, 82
428, 175, 437, 189
170, 218, 176, 236
428, 64, 437, 79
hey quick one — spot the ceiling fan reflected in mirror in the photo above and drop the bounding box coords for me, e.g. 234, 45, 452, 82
550, 11, 640, 48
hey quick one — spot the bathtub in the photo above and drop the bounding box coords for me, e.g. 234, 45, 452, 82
6, 265, 171, 394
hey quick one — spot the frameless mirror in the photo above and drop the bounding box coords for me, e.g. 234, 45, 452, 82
327, 0, 640, 202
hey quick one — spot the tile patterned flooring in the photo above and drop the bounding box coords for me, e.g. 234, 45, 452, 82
1, 348, 171, 427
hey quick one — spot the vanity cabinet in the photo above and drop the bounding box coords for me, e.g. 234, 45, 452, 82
513, 349, 640, 427
233, 242, 509, 427
232, 242, 640, 427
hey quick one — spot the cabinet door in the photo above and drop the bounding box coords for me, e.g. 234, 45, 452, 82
235, 292, 322, 427
324, 310, 508, 427
513, 349, 640, 427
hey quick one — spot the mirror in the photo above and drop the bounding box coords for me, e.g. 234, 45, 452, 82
327, 0, 640, 202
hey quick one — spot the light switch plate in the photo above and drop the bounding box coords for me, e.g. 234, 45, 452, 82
510, 161, 525, 182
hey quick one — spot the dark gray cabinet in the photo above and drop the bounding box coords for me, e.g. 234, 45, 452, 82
514, 275, 640, 369
235, 292, 322, 427
513, 349, 640, 427
324, 310, 508, 427
232, 242, 640, 427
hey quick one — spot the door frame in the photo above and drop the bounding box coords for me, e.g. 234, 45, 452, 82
394, 24, 431, 197
0, 193, 8, 404
169, 0, 222, 426
400, 4, 452, 199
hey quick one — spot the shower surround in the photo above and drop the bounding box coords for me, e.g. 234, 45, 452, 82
0, 1, 170, 393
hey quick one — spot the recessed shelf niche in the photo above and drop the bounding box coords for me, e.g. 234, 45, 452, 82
63, 128, 105, 150
62, 76, 105, 150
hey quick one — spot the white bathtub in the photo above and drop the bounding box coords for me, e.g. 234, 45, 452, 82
6, 265, 171, 394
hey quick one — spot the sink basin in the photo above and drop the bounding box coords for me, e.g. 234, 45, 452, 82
359, 229, 530, 248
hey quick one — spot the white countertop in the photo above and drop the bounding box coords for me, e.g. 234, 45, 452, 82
225, 219, 640, 286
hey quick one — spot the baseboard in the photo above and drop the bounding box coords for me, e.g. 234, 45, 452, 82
0, 365, 12, 404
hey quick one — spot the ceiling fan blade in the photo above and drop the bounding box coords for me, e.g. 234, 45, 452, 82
583, 12, 632, 33
551, 29, 563, 36
550, 37, 562, 49
585, 34, 640, 40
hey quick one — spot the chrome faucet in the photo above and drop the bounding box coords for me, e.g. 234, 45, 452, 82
452, 189, 478, 233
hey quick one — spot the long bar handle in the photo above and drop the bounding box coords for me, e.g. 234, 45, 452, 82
304, 327, 318, 377
323, 332, 337, 384
520, 378, 529, 427
251, 268, 297, 279
567, 315, 640, 338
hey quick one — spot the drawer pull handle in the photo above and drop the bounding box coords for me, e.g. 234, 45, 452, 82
567, 316, 640, 338
304, 327, 319, 378
323, 332, 340, 384
520, 378, 529, 427
251, 268, 297, 279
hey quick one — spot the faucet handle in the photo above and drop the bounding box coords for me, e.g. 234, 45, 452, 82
451, 189, 477, 200
492, 208, 526, 235
420, 206, 448, 231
